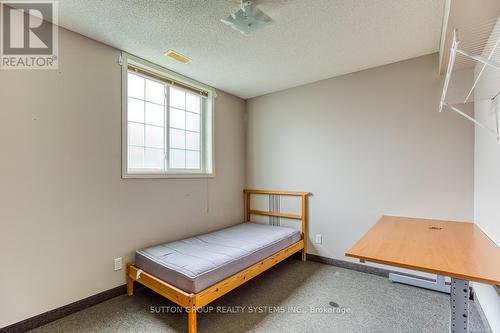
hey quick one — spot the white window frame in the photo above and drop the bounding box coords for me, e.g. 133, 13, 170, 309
121, 52, 215, 178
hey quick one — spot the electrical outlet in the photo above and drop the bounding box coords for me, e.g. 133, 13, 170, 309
114, 257, 122, 271
315, 234, 322, 244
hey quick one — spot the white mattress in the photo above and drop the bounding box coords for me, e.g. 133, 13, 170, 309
135, 222, 301, 293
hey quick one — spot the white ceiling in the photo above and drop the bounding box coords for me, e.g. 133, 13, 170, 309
57, 0, 445, 99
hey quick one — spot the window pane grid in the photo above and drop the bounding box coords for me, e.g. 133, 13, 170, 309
168, 126, 200, 134
128, 95, 164, 107
128, 144, 166, 150
127, 72, 166, 170
127, 69, 205, 174
170, 106, 201, 116
167, 87, 202, 170
170, 148, 201, 153
128, 120, 164, 129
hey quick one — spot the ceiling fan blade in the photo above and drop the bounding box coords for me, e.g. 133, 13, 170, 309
221, 1, 273, 35
252, 8, 272, 23
221, 14, 236, 26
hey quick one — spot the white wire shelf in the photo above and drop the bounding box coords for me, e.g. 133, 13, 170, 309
440, 18, 500, 141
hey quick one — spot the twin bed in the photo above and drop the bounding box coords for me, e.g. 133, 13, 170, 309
126, 189, 309, 333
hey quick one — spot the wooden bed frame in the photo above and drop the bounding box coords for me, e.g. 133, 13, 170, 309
126, 189, 310, 333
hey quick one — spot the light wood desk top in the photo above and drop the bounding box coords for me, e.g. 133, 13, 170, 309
346, 216, 500, 285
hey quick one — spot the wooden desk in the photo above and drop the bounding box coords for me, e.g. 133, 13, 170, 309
346, 216, 500, 333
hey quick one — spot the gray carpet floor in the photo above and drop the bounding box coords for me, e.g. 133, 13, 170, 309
30, 259, 489, 333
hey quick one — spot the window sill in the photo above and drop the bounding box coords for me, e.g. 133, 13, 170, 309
122, 172, 215, 179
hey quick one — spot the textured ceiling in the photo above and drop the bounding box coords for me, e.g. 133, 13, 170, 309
57, 0, 445, 99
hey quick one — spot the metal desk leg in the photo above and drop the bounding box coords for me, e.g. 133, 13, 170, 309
450, 278, 469, 333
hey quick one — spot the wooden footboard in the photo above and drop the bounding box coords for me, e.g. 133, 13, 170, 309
127, 189, 310, 333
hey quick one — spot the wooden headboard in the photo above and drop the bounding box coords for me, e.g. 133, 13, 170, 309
243, 189, 310, 255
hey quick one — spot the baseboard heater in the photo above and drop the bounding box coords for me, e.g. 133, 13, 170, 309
389, 273, 451, 293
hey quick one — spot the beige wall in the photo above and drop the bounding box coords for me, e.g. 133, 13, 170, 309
0, 28, 246, 327
246, 54, 474, 265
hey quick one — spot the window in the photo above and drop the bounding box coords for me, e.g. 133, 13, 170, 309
122, 54, 214, 178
